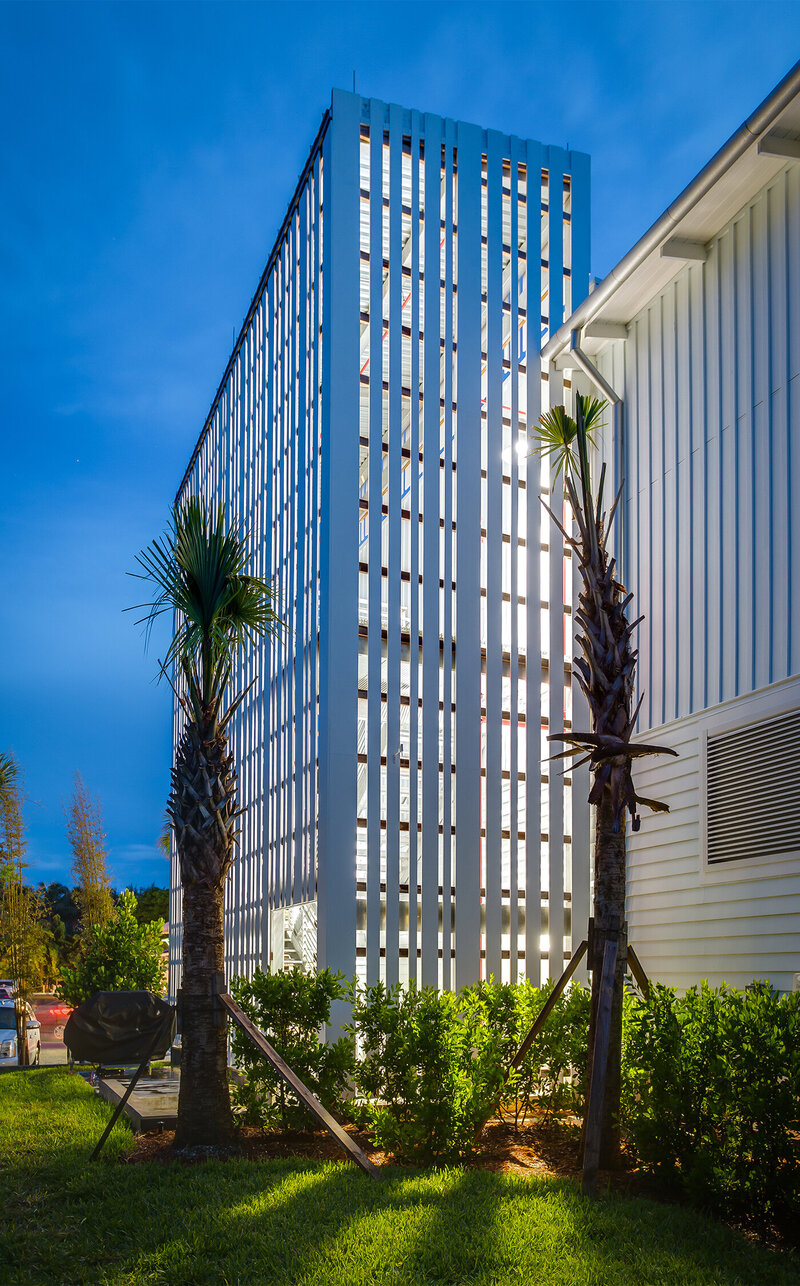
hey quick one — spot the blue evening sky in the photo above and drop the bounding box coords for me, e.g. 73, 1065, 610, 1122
2, 0, 798, 891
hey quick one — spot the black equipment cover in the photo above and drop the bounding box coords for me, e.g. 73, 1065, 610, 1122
64, 991, 175, 1064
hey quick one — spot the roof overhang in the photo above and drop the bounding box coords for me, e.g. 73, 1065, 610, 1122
544, 60, 800, 363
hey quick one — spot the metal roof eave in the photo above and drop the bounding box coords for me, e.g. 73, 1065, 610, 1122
543, 58, 800, 362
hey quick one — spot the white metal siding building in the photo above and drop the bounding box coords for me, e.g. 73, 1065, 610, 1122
169, 90, 592, 999
545, 64, 800, 992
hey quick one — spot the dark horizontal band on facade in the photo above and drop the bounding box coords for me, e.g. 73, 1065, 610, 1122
356, 818, 457, 834
357, 562, 457, 590
354, 883, 570, 902
355, 948, 574, 961
353, 643, 574, 678
357, 753, 458, 773
357, 681, 457, 708
353, 762, 570, 788
354, 816, 569, 845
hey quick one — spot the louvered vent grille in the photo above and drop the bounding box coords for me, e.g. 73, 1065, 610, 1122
707, 708, 800, 864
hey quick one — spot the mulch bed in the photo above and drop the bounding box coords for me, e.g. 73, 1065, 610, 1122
125, 1112, 637, 1191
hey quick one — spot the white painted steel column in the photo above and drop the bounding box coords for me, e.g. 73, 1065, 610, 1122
385, 102, 403, 987
318, 91, 360, 1017
547, 150, 566, 984
421, 112, 442, 986
454, 119, 483, 988
407, 108, 422, 986
525, 139, 543, 984
441, 118, 456, 990
485, 130, 504, 984
366, 107, 383, 983
509, 139, 521, 983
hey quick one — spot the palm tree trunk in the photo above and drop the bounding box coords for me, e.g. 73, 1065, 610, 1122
581, 787, 627, 1169
174, 880, 234, 1148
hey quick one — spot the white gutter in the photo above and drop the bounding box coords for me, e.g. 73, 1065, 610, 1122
542, 58, 800, 363
568, 330, 620, 409
569, 328, 624, 499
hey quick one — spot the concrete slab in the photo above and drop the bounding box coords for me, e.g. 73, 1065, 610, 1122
98, 1070, 180, 1133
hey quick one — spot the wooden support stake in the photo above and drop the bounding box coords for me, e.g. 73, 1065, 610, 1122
211, 972, 226, 1026
581, 936, 618, 1198
511, 939, 588, 1072
473, 938, 589, 1141
218, 992, 380, 1179
90, 1011, 175, 1162
626, 944, 651, 1001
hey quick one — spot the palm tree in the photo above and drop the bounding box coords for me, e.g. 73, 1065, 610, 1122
531, 395, 676, 1168
132, 498, 283, 1148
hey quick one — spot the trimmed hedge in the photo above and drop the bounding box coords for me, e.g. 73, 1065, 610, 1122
621, 981, 800, 1228
229, 968, 353, 1131
229, 969, 800, 1227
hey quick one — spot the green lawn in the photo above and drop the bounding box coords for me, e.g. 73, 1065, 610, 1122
1, 1070, 797, 1286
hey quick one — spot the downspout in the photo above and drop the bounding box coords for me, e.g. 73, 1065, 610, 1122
564, 328, 626, 577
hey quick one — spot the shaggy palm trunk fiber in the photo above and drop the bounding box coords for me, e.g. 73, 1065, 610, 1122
175, 881, 233, 1148
581, 792, 627, 1169
538, 400, 675, 1176
172, 711, 237, 1150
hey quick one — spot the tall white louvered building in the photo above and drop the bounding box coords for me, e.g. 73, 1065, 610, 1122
168, 90, 591, 1000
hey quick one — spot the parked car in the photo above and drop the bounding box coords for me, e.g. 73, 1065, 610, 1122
35, 997, 73, 1041
0, 999, 40, 1067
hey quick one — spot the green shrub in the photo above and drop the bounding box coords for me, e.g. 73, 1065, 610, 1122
499, 978, 591, 1126
621, 981, 800, 1227
57, 889, 164, 1007
348, 979, 511, 1163
224, 963, 800, 1235
229, 967, 354, 1131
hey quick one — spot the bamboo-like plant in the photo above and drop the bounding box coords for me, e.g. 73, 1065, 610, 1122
66, 772, 115, 940
132, 498, 284, 1148
531, 394, 677, 1167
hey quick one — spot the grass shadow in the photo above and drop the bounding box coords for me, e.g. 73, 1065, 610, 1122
2, 1070, 799, 1286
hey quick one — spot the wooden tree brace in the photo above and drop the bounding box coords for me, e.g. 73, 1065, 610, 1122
473, 938, 589, 1141
90, 1010, 176, 1162
588, 916, 627, 972
581, 935, 618, 1197
217, 991, 380, 1180
510, 939, 588, 1073
626, 945, 651, 1000
211, 972, 226, 1027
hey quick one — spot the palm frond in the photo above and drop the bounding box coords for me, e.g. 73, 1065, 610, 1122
131, 497, 285, 711
578, 394, 607, 439
529, 396, 607, 497
529, 405, 578, 480
0, 752, 18, 798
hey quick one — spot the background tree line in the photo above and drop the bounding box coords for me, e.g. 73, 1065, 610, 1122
0, 757, 168, 1003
